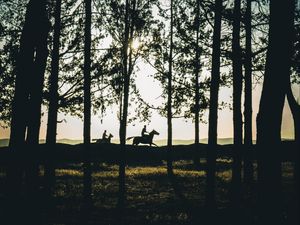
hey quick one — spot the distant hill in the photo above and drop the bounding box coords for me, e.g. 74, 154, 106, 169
146, 138, 234, 146
3, 137, 296, 147
0, 138, 238, 147
56, 139, 83, 145
0, 138, 83, 147
0, 139, 9, 147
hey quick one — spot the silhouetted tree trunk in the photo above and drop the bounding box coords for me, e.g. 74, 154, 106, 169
128, 0, 136, 82
231, 0, 242, 206
205, 0, 222, 208
167, 0, 173, 176
25, 3, 49, 209
83, 0, 92, 206
256, 1, 294, 223
193, 0, 202, 168
118, 0, 130, 207
8, 1, 49, 224
164, 0, 187, 201
286, 83, 300, 143
194, 0, 201, 146
45, 0, 62, 198
243, 0, 254, 185
8, 1, 34, 205
9, 2, 43, 144
286, 81, 300, 204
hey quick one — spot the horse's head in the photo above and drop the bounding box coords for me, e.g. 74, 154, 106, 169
109, 133, 114, 138
150, 130, 159, 136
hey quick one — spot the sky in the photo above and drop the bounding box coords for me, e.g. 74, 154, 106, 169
0, 0, 297, 143
0, 61, 296, 142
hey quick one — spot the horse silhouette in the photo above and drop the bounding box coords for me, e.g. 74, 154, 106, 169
93, 133, 113, 144
127, 130, 159, 146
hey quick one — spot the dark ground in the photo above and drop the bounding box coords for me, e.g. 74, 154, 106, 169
0, 157, 298, 225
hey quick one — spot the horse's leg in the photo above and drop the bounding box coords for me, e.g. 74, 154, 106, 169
135, 138, 139, 146
133, 138, 138, 146
136, 137, 141, 146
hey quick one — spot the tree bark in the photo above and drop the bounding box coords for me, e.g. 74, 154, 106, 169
194, 0, 201, 146
206, 0, 222, 208
193, 0, 202, 168
167, 0, 173, 175
45, 0, 62, 198
25, 3, 49, 196
286, 84, 300, 146
128, 0, 136, 77
8, 2, 36, 208
231, 0, 243, 206
8, 1, 49, 224
25, 11, 49, 223
243, 0, 254, 185
256, 1, 294, 223
286, 80, 300, 208
83, 0, 92, 206
118, 0, 130, 207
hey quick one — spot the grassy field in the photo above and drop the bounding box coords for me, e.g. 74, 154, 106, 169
45, 161, 225, 224
0, 142, 298, 225
2, 159, 295, 225
0, 157, 298, 225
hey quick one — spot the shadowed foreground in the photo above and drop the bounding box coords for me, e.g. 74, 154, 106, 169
0, 143, 298, 225
0, 142, 297, 164
0, 160, 298, 225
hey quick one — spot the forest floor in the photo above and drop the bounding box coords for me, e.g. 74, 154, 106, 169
0, 158, 298, 225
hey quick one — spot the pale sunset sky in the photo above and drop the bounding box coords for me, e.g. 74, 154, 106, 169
0, 62, 296, 142
0, 0, 297, 143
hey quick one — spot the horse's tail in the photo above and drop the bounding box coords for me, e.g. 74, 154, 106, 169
126, 136, 134, 140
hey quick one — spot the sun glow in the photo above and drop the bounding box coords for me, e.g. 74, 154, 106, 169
131, 39, 140, 50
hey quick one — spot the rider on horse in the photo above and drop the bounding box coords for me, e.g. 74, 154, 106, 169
141, 125, 149, 140
127, 128, 159, 146
102, 130, 108, 139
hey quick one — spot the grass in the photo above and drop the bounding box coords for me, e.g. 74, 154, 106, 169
0, 160, 298, 225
